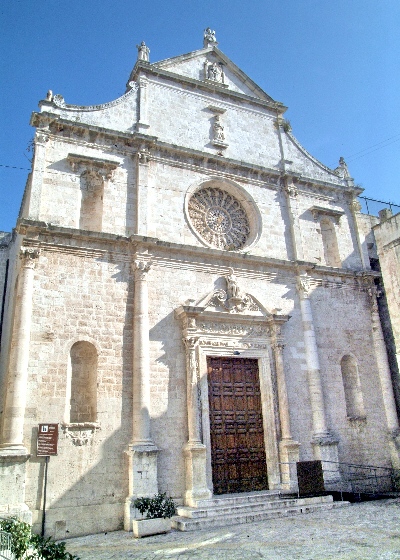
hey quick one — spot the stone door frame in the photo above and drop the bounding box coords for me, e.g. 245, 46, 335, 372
176, 302, 299, 504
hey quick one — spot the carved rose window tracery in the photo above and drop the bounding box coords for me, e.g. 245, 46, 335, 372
188, 187, 250, 250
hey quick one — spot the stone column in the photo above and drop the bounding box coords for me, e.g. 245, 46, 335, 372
283, 179, 305, 261
1, 247, 40, 452
136, 77, 150, 133
349, 197, 368, 269
124, 257, 158, 531
0, 247, 38, 524
28, 132, 49, 220
182, 336, 211, 506
271, 326, 300, 491
367, 283, 400, 466
297, 271, 340, 483
135, 146, 150, 236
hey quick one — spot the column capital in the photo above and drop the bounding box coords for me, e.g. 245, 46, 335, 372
272, 339, 285, 351
183, 336, 199, 350
297, 272, 312, 297
137, 143, 152, 164
20, 247, 40, 268
132, 259, 152, 280
284, 183, 298, 198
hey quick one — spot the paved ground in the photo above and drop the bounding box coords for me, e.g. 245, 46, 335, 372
65, 499, 400, 559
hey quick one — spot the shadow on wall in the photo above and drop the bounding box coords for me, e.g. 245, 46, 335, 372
27, 262, 187, 539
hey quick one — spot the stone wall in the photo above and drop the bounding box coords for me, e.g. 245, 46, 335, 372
373, 212, 400, 417
11, 232, 391, 536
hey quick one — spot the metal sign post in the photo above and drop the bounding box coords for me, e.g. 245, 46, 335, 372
37, 424, 58, 537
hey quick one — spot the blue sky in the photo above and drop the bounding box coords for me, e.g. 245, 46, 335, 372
1, 0, 399, 232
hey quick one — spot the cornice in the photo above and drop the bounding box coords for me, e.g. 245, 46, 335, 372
129, 61, 287, 114
29, 113, 353, 195
16, 220, 374, 286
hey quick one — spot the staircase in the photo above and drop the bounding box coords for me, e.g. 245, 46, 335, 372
172, 490, 350, 531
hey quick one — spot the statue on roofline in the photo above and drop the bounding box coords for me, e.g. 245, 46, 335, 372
334, 156, 351, 179
136, 41, 150, 62
204, 27, 218, 47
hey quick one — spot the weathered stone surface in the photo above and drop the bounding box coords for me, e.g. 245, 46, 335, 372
0, 32, 399, 538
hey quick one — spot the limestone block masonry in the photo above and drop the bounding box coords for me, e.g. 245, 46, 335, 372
0, 29, 399, 537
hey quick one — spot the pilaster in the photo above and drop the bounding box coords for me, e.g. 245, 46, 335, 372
135, 146, 151, 236
0, 247, 40, 451
271, 323, 300, 491
182, 336, 211, 506
28, 132, 49, 220
363, 277, 400, 467
297, 270, 340, 479
0, 247, 38, 524
283, 178, 305, 261
349, 196, 368, 269
124, 256, 158, 531
136, 76, 150, 133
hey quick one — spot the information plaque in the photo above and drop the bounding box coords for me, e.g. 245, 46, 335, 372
37, 423, 58, 456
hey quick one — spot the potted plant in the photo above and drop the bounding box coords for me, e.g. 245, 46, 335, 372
132, 493, 176, 538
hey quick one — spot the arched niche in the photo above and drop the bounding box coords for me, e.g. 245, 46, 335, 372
341, 354, 365, 419
79, 170, 104, 231
320, 217, 341, 267
68, 341, 98, 423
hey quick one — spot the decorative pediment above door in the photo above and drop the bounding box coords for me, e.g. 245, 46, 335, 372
175, 269, 290, 350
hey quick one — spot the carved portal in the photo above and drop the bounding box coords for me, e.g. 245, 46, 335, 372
175, 272, 299, 499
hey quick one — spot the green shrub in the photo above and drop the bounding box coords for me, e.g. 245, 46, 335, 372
0, 517, 79, 560
0, 517, 31, 559
133, 493, 176, 519
30, 534, 78, 560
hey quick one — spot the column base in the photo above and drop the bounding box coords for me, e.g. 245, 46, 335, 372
0, 451, 32, 524
388, 429, 400, 469
124, 442, 159, 531
184, 441, 212, 507
312, 434, 341, 487
0, 444, 29, 455
279, 439, 300, 492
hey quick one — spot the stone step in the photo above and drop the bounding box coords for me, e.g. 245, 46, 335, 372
191, 490, 282, 509
177, 495, 334, 519
172, 499, 350, 531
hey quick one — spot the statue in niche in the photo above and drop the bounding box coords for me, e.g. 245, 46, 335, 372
204, 28, 217, 45
226, 268, 241, 299
136, 41, 150, 62
207, 62, 224, 83
213, 115, 225, 142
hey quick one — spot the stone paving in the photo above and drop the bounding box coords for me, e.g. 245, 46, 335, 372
65, 498, 400, 559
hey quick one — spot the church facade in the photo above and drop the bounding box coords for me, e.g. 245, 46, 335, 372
0, 30, 399, 537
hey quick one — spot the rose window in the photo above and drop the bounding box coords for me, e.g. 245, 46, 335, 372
188, 187, 250, 250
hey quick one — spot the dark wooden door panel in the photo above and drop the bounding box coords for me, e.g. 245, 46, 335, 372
207, 356, 268, 494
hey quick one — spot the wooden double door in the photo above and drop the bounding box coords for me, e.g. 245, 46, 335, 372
207, 356, 269, 494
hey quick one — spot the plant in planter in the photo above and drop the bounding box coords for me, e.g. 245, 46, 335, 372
132, 493, 176, 538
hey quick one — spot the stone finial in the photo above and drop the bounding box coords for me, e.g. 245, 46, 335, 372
378, 208, 393, 222
136, 41, 150, 62
46, 90, 53, 102
203, 28, 218, 48
334, 157, 351, 179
